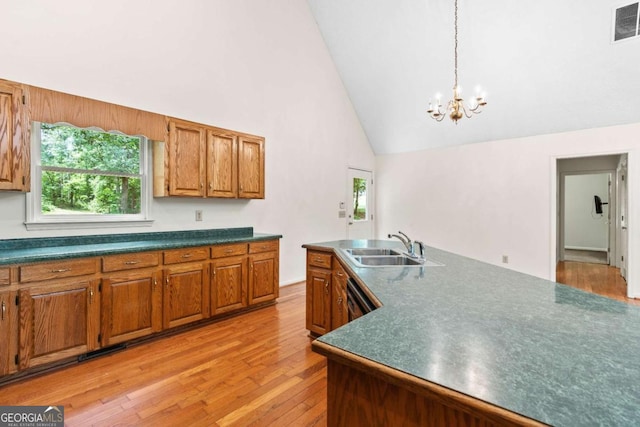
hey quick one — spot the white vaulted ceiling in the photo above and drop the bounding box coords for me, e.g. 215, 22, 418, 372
307, 0, 640, 154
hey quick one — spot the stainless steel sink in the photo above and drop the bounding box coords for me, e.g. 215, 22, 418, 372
353, 255, 423, 266
345, 248, 403, 256
340, 248, 444, 268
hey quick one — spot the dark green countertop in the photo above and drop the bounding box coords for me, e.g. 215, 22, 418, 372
0, 228, 282, 265
305, 239, 640, 426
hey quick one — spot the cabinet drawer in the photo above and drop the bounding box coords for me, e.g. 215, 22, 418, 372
308, 251, 332, 269
211, 243, 247, 258
19, 258, 98, 283
333, 259, 348, 280
102, 252, 160, 272
163, 247, 209, 264
0, 268, 9, 286
249, 240, 279, 254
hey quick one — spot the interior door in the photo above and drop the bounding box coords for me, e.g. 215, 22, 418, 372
347, 168, 373, 239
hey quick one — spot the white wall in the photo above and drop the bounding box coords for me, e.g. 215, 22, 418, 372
376, 123, 640, 296
564, 174, 609, 251
0, 0, 375, 285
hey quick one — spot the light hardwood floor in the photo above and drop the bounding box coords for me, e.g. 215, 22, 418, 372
0, 283, 326, 427
556, 261, 640, 306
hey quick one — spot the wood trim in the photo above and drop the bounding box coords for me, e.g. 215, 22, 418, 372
313, 341, 547, 427
28, 85, 168, 142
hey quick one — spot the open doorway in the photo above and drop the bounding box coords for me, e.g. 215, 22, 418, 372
556, 154, 631, 303
562, 172, 612, 265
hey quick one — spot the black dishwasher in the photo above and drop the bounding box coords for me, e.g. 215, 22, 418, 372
346, 278, 377, 321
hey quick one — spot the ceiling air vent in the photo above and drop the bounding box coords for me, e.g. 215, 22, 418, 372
613, 2, 640, 42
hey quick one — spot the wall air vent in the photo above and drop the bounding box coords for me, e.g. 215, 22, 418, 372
613, 2, 640, 42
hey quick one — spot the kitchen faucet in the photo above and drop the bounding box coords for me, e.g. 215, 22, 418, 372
388, 231, 415, 257
388, 232, 426, 261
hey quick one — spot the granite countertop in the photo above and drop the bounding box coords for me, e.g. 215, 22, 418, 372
305, 240, 640, 426
0, 227, 282, 265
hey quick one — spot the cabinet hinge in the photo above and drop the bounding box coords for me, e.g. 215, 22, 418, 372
98, 334, 102, 343
22, 176, 25, 185
14, 354, 18, 365
21, 95, 26, 105
98, 284, 102, 292
622, 255, 624, 262
15, 296, 19, 306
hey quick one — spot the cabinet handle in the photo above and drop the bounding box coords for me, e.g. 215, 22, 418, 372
51, 268, 70, 273
200, 182, 204, 189
324, 281, 329, 294
337, 271, 344, 277
182, 254, 193, 259
209, 183, 213, 190
124, 261, 139, 265
224, 249, 233, 254
89, 288, 94, 304
314, 258, 322, 263
165, 277, 169, 286
1, 301, 5, 320
337, 296, 343, 305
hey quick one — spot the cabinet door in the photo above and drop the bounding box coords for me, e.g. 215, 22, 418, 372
0, 290, 18, 375
211, 255, 247, 315
238, 136, 264, 199
101, 269, 162, 346
19, 279, 100, 370
163, 262, 209, 329
207, 130, 238, 198
0, 81, 29, 192
168, 120, 206, 197
331, 275, 348, 330
248, 251, 279, 305
306, 267, 331, 336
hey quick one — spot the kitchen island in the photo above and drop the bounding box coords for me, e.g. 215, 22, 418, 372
304, 240, 640, 427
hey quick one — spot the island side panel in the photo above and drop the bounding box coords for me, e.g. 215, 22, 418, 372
315, 340, 547, 427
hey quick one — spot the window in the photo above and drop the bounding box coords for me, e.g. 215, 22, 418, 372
613, 2, 640, 42
26, 122, 152, 229
352, 177, 368, 221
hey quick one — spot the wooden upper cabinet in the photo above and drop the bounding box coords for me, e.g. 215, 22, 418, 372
238, 136, 265, 199
207, 130, 238, 198
154, 118, 265, 199
0, 80, 29, 192
168, 120, 206, 197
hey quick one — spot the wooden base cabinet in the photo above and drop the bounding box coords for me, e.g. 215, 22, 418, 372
18, 279, 100, 370
163, 262, 210, 329
0, 290, 18, 375
101, 269, 162, 346
0, 239, 280, 383
306, 251, 333, 336
211, 255, 247, 315
331, 261, 349, 330
248, 241, 279, 305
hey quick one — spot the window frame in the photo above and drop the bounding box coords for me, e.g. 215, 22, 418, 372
25, 121, 153, 230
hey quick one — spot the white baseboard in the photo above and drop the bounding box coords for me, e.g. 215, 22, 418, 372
564, 246, 608, 252
279, 277, 305, 287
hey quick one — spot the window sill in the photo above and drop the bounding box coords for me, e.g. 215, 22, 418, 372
24, 219, 154, 231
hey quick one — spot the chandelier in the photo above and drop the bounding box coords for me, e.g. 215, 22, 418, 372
427, 0, 487, 123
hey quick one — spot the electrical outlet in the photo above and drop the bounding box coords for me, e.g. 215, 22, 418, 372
502, 255, 509, 264
195, 210, 203, 221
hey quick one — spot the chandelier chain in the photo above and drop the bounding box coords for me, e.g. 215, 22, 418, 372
454, 0, 458, 90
